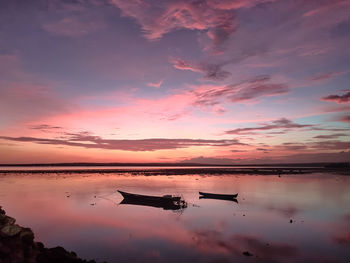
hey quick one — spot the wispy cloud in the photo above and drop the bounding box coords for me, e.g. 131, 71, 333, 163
192, 75, 289, 107
171, 58, 230, 81
225, 118, 312, 135
275, 140, 350, 151
147, 80, 163, 88
303, 0, 350, 17
310, 71, 347, 82
313, 133, 348, 139
0, 134, 246, 151
310, 140, 350, 151
42, 16, 105, 37
29, 124, 62, 130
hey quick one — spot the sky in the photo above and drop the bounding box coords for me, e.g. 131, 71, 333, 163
0, 0, 349, 164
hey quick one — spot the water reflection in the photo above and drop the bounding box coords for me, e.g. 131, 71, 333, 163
199, 196, 238, 203
0, 173, 350, 262
120, 198, 187, 211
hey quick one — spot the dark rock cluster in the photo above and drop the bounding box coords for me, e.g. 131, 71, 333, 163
0, 206, 98, 263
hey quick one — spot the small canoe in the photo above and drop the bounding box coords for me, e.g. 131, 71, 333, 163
199, 191, 238, 200
118, 190, 181, 203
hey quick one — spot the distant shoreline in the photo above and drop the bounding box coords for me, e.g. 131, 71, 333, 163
0, 166, 349, 175
0, 162, 345, 167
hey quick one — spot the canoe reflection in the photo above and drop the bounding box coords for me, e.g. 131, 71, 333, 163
199, 195, 238, 203
120, 198, 187, 210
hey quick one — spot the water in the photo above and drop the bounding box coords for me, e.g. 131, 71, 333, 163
1, 172, 349, 263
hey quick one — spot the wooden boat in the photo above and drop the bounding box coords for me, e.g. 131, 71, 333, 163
199, 191, 238, 200
118, 190, 181, 203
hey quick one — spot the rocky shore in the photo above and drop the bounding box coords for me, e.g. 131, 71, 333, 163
0, 206, 99, 263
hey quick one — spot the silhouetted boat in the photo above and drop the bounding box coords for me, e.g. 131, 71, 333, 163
118, 190, 181, 202
199, 191, 238, 201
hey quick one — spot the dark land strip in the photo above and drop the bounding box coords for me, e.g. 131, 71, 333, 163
0, 167, 349, 175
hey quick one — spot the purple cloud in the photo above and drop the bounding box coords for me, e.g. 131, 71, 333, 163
314, 133, 348, 139
171, 58, 231, 81
29, 124, 62, 131
311, 140, 350, 151
338, 115, 350, 123
322, 91, 350, 103
110, 0, 251, 51
310, 71, 347, 82
192, 75, 289, 107
225, 118, 312, 135
0, 134, 245, 151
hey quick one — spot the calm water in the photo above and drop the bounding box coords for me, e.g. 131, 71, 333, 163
1, 172, 349, 263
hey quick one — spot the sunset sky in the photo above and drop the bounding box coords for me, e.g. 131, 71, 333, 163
0, 0, 349, 164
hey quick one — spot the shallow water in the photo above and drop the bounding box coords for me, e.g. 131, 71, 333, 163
1, 172, 349, 263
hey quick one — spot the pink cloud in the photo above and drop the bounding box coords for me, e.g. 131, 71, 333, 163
111, 0, 238, 51
310, 71, 349, 83
147, 80, 163, 88
303, 0, 350, 17
207, 0, 276, 10
322, 91, 350, 103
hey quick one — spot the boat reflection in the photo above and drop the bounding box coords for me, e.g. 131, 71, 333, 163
120, 198, 187, 210
199, 196, 238, 203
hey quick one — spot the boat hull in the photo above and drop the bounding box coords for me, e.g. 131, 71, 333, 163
118, 190, 181, 203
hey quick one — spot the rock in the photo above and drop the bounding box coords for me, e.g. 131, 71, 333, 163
4, 216, 16, 225
1, 224, 22, 236
0, 207, 99, 263
37, 246, 97, 263
20, 228, 35, 244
